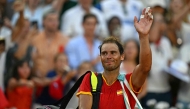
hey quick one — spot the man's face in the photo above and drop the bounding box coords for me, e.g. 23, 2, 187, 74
83, 17, 97, 35
100, 43, 124, 71
43, 13, 59, 32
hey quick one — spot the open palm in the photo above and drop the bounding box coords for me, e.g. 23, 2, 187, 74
134, 8, 153, 37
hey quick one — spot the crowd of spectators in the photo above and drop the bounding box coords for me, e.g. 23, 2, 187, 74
0, 0, 190, 109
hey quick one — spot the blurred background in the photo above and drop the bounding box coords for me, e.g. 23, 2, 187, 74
0, 0, 190, 109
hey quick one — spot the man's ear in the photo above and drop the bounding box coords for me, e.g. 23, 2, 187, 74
121, 53, 125, 61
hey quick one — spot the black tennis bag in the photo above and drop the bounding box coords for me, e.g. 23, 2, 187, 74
37, 71, 102, 109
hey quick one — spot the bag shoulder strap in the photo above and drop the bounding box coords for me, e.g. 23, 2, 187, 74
91, 73, 102, 109
58, 71, 91, 109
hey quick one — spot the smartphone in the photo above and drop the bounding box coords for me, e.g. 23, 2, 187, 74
30, 21, 38, 29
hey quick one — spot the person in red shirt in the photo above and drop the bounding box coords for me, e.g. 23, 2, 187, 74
77, 7, 153, 109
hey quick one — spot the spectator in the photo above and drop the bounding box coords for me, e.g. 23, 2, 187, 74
107, 16, 136, 42
120, 39, 147, 101
0, 88, 9, 109
0, 36, 6, 91
65, 61, 94, 109
166, 0, 190, 58
77, 61, 94, 79
35, 53, 75, 105
4, 3, 37, 89
61, 0, 108, 38
6, 59, 34, 109
120, 39, 139, 74
0, 5, 12, 50
141, 13, 173, 108
99, 0, 144, 38
143, 0, 167, 15
12, 0, 46, 30
176, 43, 190, 108
32, 9, 69, 77
4, 0, 15, 20
65, 14, 103, 73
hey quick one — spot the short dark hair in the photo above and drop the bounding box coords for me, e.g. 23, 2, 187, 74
82, 13, 98, 24
99, 37, 124, 55
43, 9, 58, 20
107, 16, 121, 27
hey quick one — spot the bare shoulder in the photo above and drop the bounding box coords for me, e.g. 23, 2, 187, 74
9, 78, 17, 84
7, 78, 17, 89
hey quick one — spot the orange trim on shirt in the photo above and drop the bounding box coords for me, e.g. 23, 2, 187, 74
129, 74, 142, 93
76, 91, 92, 97
102, 75, 117, 86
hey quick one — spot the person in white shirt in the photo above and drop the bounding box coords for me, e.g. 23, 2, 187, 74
107, 16, 137, 42
177, 44, 190, 109
0, 36, 6, 92
99, 0, 144, 38
11, 0, 54, 30
61, 0, 108, 38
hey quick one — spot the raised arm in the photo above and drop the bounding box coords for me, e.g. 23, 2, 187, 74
131, 8, 153, 91
11, 0, 25, 42
172, 1, 190, 24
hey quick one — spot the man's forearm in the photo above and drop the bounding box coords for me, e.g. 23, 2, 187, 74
139, 34, 152, 73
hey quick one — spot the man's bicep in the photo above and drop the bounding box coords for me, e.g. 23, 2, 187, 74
78, 94, 92, 109
131, 65, 147, 91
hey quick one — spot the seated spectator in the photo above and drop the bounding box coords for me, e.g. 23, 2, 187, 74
35, 53, 75, 105
32, 9, 69, 77
6, 59, 34, 109
61, 0, 108, 38
65, 14, 103, 73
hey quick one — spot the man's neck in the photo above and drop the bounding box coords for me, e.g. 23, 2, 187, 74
81, 5, 90, 13
28, 5, 37, 12
103, 68, 120, 85
84, 33, 94, 44
45, 29, 57, 39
